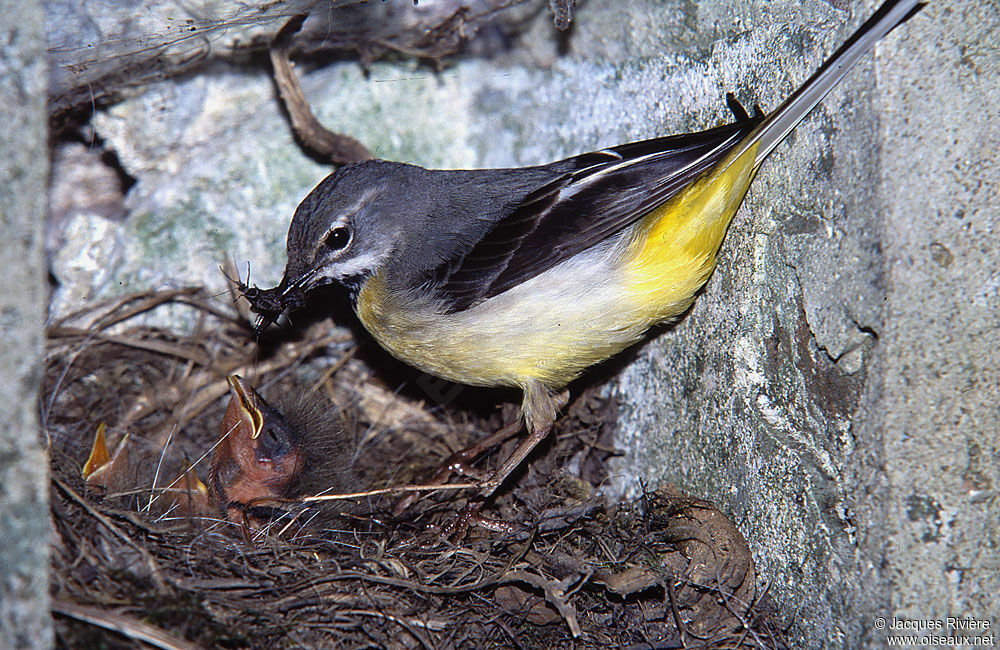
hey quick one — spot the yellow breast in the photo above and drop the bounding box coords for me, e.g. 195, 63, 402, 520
356, 244, 651, 390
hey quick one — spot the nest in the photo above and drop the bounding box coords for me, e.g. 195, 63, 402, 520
44, 286, 789, 649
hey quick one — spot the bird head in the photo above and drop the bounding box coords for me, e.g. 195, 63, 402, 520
209, 375, 359, 528
242, 160, 421, 330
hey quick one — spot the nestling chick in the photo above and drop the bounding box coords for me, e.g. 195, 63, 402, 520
209, 375, 360, 529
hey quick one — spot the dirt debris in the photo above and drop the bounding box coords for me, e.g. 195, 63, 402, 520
45, 287, 788, 649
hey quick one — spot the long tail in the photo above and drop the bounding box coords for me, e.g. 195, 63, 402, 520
733, 0, 924, 168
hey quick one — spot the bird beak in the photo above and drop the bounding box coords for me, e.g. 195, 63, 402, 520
211, 375, 309, 526
225, 375, 264, 439
82, 422, 132, 493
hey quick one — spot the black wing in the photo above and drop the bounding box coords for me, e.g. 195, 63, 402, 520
433, 101, 763, 312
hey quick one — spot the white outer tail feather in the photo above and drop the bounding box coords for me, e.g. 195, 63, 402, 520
736, 0, 922, 169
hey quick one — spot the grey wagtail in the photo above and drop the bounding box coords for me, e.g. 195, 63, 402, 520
242, 0, 922, 502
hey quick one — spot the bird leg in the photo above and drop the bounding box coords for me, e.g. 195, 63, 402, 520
478, 381, 565, 499
392, 417, 523, 515
393, 383, 567, 520
405, 417, 526, 536
430, 383, 567, 539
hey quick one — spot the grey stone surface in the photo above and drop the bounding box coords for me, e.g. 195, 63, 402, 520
46, 0, 320, 113
45, 0, 545, 116
603, 2, 1000, 646
0, 0, 53, 648
46, 0, 999, 647
877, 0, 1000, 635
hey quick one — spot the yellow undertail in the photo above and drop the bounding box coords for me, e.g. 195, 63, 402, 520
623, 141, 760, 321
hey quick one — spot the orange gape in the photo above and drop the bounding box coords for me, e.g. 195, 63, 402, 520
210, 376, 305, 523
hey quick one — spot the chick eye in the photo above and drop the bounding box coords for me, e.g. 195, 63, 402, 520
324, 226, 351, 251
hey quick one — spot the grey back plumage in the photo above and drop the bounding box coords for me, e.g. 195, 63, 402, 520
281, 109, 759, 311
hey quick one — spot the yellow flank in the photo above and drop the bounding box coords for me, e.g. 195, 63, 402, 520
624, 140, 760, 322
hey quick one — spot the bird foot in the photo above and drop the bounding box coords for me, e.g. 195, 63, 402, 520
392, 418, 524, 516
391, 449, 488, 516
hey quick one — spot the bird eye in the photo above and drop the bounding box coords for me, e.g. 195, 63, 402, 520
324, 226, 351, 251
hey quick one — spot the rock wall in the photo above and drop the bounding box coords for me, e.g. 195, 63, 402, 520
41, 1, 1000, 646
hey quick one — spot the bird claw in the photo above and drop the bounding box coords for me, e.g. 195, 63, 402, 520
392, 445, 495, 515
393, 417, 526, 516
